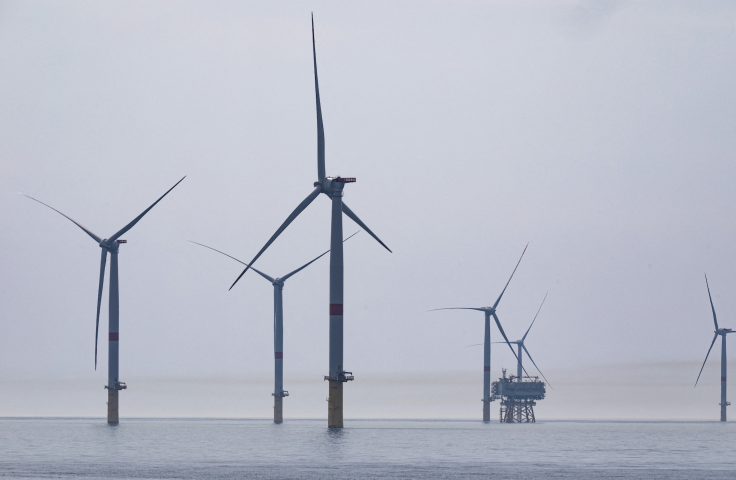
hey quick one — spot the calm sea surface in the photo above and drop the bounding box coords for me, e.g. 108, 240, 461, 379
0, 418, 734, 479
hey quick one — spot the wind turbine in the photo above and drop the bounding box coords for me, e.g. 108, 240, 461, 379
228, 16, 391, 428
20, 177, 185, 424
190, 231, 359, 424
695, 274, 735, 421
492, 293, 551, 422
430, 245, 531, 423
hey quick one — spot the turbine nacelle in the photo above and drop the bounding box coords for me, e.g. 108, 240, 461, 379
99, 238, 127, 251
316, 176, 355, 196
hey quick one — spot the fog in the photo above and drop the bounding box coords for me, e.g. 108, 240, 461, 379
1, 0, 735, 419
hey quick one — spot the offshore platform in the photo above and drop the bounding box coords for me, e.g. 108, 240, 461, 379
491, 369, 546, 422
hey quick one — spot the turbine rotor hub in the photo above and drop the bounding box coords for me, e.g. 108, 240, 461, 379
99, 239, 119, 253
100, 239, 120, 253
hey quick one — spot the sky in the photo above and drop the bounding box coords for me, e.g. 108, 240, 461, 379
1, 0, 736, 420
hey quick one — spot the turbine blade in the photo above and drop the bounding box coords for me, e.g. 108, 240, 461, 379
492, 244, 528, 309
343, 230, 361, 242
695, 332, 719, 387
428, 307, 486, 313
705, 274, 719, 331
492, 312, 531, 377
522, 292, 548, 341
280, 231, 359, 282
108, 177, 186, 243
95, 249, 108, 370
190, 241, 275, 283
342, 202, 391, 252
466, 343, 484, 347
522, 344, 552, 388
280, 250, 329, 283
312, 13, 325, 182
230, 186, 321, 290
20, 193, 102, 244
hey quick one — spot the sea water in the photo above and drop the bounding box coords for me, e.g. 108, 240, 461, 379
1, 418, 734, 479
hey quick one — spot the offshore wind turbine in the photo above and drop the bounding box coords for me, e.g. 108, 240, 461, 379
190, 231, 359, 424
430, 246, 531, 423
21, 177, 185, 424
695, 274, 735, 421
228, 16, 391, 428
492, 293, 552, 422
494, 293, 552, 385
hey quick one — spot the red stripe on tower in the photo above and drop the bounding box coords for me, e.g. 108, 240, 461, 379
275, 352, 283, 359
109, 332, 119, 341
484, 366, 490, 372
722, 376, 727, 381
330, 304, 343, 315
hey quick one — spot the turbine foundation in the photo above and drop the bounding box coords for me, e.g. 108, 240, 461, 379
483, 400, 490, 422
272, 391, 288, 424
274, 396, 283, 424
327, 381, 343, 428
107, 389, 119, 424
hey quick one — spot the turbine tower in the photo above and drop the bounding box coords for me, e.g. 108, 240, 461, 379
430, 246, 530, 423
21, 177, 185, 424
229, 16, 391, 428
495, 293, 552, 421
695, 274, 735, 421
191, 231, 358, 424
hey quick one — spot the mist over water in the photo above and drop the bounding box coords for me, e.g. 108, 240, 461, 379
1, 362, 731, 420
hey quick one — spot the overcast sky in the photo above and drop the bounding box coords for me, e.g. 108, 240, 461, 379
1, 0, 736, 419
